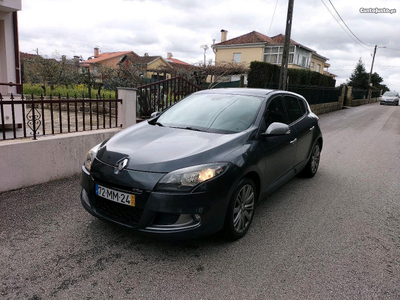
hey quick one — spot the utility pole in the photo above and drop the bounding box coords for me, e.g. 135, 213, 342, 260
278, 0, 294, 91
367, 44, 377, 100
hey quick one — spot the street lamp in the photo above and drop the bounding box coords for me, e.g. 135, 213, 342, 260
200, 45, 209, 66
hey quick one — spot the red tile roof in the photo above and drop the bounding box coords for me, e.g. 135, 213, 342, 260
20, 52, 39, 60
166, 58, 190, 65
270, 34, 299, 45
124, 53, 161, 65
81, 51, 136, 64
214, 31, 275, 46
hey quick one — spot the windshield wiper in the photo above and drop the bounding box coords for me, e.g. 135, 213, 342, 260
184, 127, 203, 132
171, 126, 203, 132
155, 122, 164, 127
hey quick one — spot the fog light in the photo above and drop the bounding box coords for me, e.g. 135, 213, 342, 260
192, 214, 201, 222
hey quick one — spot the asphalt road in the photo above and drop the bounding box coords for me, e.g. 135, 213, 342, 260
1, 102, 399, 299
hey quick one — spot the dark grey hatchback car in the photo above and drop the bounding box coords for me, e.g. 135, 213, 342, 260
80, 88, 323, 240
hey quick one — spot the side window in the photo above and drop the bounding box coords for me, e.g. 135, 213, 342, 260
264, 97, 289, 128
297, 98, 307, 115
283, 96, 305, 123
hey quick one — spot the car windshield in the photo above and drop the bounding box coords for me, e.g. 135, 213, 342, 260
157, 93, 263, 134
383, 92, 398, 97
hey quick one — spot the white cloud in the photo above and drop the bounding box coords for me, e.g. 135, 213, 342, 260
18, 0, 400, 91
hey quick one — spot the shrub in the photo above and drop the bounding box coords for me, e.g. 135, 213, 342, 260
23, 83, 116, 98
247, 61, 335, 88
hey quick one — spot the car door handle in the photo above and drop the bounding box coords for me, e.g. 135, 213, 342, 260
290, 138, 297, 144
309, 126, 315, 131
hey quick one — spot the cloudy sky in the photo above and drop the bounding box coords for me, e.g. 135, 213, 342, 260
18, 0, 400, 91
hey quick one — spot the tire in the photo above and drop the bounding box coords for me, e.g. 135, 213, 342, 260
301, 142, 321, 178
223, 178, 256, 240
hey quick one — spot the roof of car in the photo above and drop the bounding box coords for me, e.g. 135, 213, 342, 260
196, 88, 276, 97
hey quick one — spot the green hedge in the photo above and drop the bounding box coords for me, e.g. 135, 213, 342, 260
247, 61, 335, 88
23, 83, 116, 98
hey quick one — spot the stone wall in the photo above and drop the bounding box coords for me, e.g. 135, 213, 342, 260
350, 97, 379, 106
310, 101, 343, 115
309, 85, 380, 115
345, 86, 380, 107
309, 84, 345, 115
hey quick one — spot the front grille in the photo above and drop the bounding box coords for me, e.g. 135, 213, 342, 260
94, 196, 144, 225
93, 176, 144, 194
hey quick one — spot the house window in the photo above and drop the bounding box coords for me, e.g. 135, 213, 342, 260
93, 66, 98, 75
233, 53, 241, 63
311, 61, 315, 68
301, 57, 307, 68
317, 64, 321, 72
264, 46, 295, 64
294, 47, 311, 68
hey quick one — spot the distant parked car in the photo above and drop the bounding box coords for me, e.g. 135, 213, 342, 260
380, 91, 399, 105
80, 88, 323, 240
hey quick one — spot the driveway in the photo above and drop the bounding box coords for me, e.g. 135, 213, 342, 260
1, 102, 399, 299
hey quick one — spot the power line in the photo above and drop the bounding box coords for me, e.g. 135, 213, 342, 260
268, 0, 280, 35
327, 0, 374, 47
320, 0, 371, 50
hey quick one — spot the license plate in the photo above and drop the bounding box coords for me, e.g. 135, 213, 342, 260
95, 184, 135, 207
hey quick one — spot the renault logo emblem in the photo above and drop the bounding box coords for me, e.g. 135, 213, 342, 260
115, 157, 129, 174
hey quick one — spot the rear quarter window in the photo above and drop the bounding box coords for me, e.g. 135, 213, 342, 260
283, 96, 305, 123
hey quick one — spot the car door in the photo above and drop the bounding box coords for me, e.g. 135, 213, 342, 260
283, 95, 315, 168
260, 95, 298, 189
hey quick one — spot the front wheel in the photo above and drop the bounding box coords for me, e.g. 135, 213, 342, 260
301, 143, 321, 178
223, 178, 256, 240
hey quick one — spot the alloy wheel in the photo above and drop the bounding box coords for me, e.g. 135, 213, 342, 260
311, 144, 321, 174
233, 184, 255, 233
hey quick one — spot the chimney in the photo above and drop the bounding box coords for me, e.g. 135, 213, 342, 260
94, 47, 99, 58
221, 29, 228, 42
167, 52, 173, 59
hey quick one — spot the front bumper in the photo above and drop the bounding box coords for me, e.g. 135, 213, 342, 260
80, 162, 240, 239
381, 100, 399, 105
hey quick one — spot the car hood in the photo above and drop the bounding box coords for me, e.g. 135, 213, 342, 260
382, 96, 397, 100
96, 122, 249, 173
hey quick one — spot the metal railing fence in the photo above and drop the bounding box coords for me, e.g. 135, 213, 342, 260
0, 93, 122, 140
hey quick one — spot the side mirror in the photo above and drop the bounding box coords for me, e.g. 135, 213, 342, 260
150, 111, 160, 118
262, 122, 290, 136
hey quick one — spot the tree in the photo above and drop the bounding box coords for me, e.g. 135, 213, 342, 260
371, 72, 389, 93
99, 61, 143, 92
347, 58, 389, 92
155, 60, 249, 88
347, 58, 369, 89
21, 53, 82, 94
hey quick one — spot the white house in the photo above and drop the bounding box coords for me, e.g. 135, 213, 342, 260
0, 0, 22, 95
0, 0, 22, 126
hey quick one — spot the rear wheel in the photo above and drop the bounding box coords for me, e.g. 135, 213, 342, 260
223, 178, 256, 240
301, 142, 321, 178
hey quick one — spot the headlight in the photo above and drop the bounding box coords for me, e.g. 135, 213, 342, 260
84, 143, 101, 172
155, 163, 229, 192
